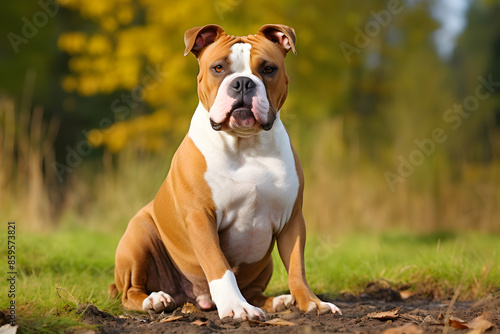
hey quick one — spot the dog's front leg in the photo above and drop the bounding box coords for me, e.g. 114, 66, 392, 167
277, 211, 342, 315
185, 211, 266, 320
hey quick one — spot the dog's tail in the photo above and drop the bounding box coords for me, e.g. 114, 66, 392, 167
108, 283, 119, 299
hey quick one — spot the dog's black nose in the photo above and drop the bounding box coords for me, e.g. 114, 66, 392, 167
229, 77, 256, 96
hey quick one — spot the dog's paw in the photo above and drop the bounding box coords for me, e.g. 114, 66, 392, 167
217, 300, 266, 320
303, 300, 342, 315
209, 270, 266, 320
142, 291, 176, 313
269, 294, 294, 312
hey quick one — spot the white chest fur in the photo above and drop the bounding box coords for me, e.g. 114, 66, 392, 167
188, 103, 299, 265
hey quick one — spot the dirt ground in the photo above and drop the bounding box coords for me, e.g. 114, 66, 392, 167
78, 289, 500, 334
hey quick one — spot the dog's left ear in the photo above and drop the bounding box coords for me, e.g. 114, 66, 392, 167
184, 24, 226, 57
258, 24, 297, 55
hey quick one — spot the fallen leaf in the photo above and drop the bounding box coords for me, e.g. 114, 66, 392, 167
382, 324, 423, 334
367, 307, 402, 321
181, 302, 201, 314
444, 313, 495, 334
449, 316, 469, 329
467, 314, 494, 334
265, 318, 296, 326
190, 319, 207, 326
159, 315, 183, 323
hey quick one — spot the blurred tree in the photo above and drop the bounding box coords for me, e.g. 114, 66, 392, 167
55, 0, 499, 173
452, 0, 500, 165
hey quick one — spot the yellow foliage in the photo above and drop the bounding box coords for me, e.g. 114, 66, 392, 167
117, 6, 134, 25
58, 32, 87, 54
78, 75, 100, 96
101, 16, 118, 32
57, 0, 226, 151
58, 0, 416, 152
87, 109, 173, 152
88, 34, 112, 55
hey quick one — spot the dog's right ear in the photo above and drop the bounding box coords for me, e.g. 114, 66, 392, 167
184, 25, 226, 57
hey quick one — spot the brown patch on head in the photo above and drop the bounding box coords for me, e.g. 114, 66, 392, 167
196, 35, 239, 112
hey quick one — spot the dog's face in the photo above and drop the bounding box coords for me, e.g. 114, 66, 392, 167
185, 25, 296, 138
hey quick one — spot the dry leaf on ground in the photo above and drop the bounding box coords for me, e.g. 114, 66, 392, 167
190, 320, 207, 326
159, 315, 183, 323
264, 318, 296, 326
466, 314, 494, 334
445, 313, 494, 333
367, 307, 402, 321
449, 316, 469, 329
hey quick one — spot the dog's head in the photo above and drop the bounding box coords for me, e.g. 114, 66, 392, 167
185, 24, 296, 138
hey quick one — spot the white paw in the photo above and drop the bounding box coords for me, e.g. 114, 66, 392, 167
209, 270, 266, 320
271, 294, 294, 312
142, 291, 176, 313
218, 301, 265, 320
318, 301, 342, 315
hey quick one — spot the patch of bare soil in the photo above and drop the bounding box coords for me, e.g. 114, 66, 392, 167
78, 293, 500, 334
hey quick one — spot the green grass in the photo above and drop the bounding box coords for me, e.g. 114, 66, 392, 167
1, 229, 499, 333
0, 228, 123, 333
270, 232, 500, 299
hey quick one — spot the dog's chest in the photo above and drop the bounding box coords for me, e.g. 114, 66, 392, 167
189, 107, 299, 265
209, 151, 296, 264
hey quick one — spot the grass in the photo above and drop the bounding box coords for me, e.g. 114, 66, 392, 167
1, 228, 499, 333
0, 228, 123, 333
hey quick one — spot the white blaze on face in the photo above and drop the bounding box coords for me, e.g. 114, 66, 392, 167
229, 43, 252, 74
208, 43, 270, 130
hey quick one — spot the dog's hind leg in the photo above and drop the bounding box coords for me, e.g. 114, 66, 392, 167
114, 203, 188, 313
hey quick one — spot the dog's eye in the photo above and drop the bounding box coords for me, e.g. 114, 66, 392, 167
213, 65, 224, 73
263, 66, 275, 74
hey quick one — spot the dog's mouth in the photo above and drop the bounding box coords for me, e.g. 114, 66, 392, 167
231, 107, 256, 125
210, 106, 254, 130
210, 106, 273, 133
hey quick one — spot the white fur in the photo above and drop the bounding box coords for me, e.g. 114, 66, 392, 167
189, 103, 299, 265
229, 43, 252, 74
319, 301, 342, 315
209, 270, 265, 320
142, 291, 173, 312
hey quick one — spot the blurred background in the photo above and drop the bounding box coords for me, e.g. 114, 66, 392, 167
1, 0, 499, 235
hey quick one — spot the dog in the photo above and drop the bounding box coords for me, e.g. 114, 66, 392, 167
111, 24, 341, 320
